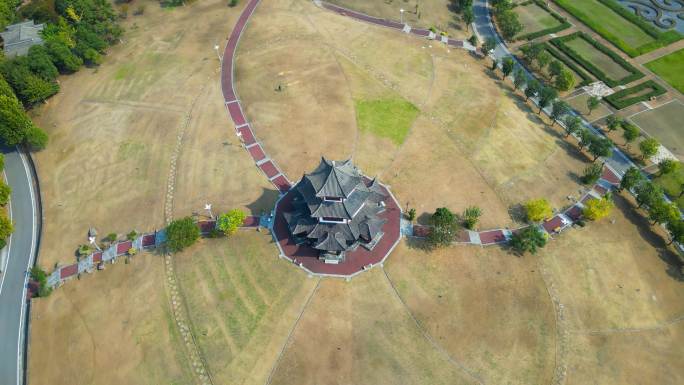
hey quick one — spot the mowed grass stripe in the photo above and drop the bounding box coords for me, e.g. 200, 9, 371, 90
645, 48, 684, 94
565, 38, 631, 79
514, 3, 561, 35
355, 97, 419, 145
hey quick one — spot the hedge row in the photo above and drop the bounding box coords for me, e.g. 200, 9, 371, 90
541, 42, 593, 87
553, 0, 682, 57
550, 32, 644, 87
517, 0, 571, 41
604, 80, 667, 110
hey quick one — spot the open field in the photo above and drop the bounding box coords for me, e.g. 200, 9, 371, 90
29, 255, 192, 385
645, 48, 684, 94
631, 101, 684, 160
328, 0, 470, 39
565, 38, 632, 80
355, 97, 419, 145
269, 268, 476, 385
174, 232, 317, 385
30, 0, 268, 268
385, 241, 556, 385
238, 0, 586, 228
566, 92, 612, 122
513, 2, 562, 37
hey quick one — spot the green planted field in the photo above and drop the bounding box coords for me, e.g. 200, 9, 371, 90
631, 101, 684, 160
514, 1, 569, 40
355, 97, 419, 145
553, 0, 681, 57
654, 168, 684, 210
604, 80, 667, 109
551, 32, 643, 86
645, 48, 684, 94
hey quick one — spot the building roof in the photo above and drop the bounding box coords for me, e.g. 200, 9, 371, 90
1, 21, 45, 57
284, 158, 388, 255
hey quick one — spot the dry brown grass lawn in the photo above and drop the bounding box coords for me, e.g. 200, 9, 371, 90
328, 0, 471, 39
173, 232, 318, 385
31, 0, 268, 268
29, 255, 192, 385
385, 241, 556, 385
269, 268, 476, 385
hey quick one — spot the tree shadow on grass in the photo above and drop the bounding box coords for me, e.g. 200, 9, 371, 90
614, 194, 683, 282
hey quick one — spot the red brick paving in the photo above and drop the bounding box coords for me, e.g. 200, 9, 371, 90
92, 252, 102, 263
247, 144, 266, 162
601, 167, 620, 185
198, 221, 217, 234
237, 126, 256, 145
272, 175, 291, 192
117, 241, 133, 255
455, 229, 471, 242
142, 233, 156, 247
273, 181, 401, 276
413, 225, 431, 237
227, 102, 246, 127
478, 230, 506, 245
543, 215, 564, 234
565, 205, 583, 221
60, 264, 78, 279
593, 184, 608, 196
242, 216, 260, 227
260, 160, 279, 178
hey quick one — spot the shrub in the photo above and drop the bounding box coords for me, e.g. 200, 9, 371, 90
0, 182, 10, 206
550, 32, 644, 87
407, 208, 416, 222
462, 206, 482, 230
524, 198, 552, 222
0, 211, 12, 240
217, 209, 247, 236
30, 266, 52, 297
127, 230, 138, 241
604, 80, 667, 110
427, 207, 460, 248
165, 217, 200, 252
104, 232, 117, 242
581, 163, 603, 185
510, 226, 547, 255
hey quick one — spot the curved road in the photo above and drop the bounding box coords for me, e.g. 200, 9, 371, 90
0, 148, 40, 385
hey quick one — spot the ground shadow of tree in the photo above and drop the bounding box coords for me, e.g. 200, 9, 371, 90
614, 193, 683, 282
245, 187, 280, 216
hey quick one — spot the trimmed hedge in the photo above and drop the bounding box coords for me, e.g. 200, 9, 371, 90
541, 43, 593, 87
604, 80, 667, 109
517, 0, 571, 41
550, 32, 644, 87
553, 0, 682, 57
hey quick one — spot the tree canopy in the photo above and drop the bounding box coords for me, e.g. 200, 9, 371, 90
165, 217, 200, 252
217, 209, 247, 236
427, 207, 460, 248
583, 195, 614, 221
524, 198, 552, 222
510, 226, 547, 255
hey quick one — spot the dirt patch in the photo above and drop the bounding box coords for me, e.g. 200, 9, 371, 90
385, 240, 556, 385
29, 254, 191, 385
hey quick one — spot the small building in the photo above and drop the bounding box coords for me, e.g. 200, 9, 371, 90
283, 158, 387, 264
1, 21, 45, 57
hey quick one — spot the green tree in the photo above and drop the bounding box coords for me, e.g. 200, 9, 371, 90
217, 209, 247, 236
550, 100, 569, 126
537, 86, 557, 114
165, 217, 200, 252
524, 198, 552, 222
524, 79, 540, 101
46, 39, 83, 73
27, 45, 59, 81
0, 211, 13, 240
520, 43, 542, 64
462, 7, 474, 30
554, 68, 575, 91
427, 207, 460, 248
30, 265, 52, 297
588, 136, 612, 161
548, 60, 563, 78
586, 95, 600, 115
21, 75, 59, 105
462, 206, 482, 230
491, 58, 498, 71
658, 159, 680, 176
605, 114, 620, 132
619, 167, 644, 192
492, 0, 513, 15
510, 226, 547, 255
536, 50, 551, 70
497, 10, 522, 41
577, 128, 591, 150
634, 181, 662, 209
513, 68, 526, 92
647, 198, 679, 226
407, 208, 416, 222
621, 121, 640, 146
583, 195, 614, 221
639, 138, 659, 160
581, 163, 603, 185
563, 115, 582, 138
468, 34, 478, 47
25, 125, 49, 149
0, 153, 5, 170
0, 182, 10, 206
0, 95, 36, 145
666, 219, 684, 245
501, 56, 515, 80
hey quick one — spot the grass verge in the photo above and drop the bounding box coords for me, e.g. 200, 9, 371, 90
644, 48, 684, 94
355, 97, 419, 145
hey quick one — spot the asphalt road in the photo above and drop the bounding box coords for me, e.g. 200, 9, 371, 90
0, 148, 39, 385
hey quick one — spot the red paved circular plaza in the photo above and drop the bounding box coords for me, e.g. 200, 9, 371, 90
272, 181, 402, 277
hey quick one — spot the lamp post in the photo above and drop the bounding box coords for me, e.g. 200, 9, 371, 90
214, 44, 221, 62
205, 203, 214, 220
400, 8, 405, 24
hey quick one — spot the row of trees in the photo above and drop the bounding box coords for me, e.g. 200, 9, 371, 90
166, 209, 247, 252
0, 154, 13, 249
491, 0, 522, 41
520, 44, 575, 91
426, 206, 483, 248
